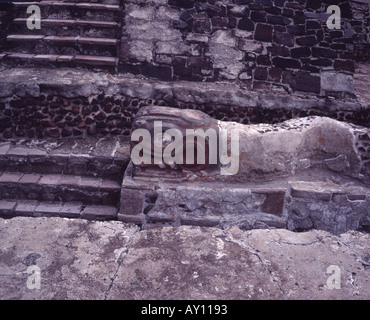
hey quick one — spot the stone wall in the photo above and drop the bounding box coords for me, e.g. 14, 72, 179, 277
119, 0, 370, 97
0, 68, 368, 139
0, 3, 13, 51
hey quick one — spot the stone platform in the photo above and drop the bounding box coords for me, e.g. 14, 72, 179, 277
0, 217, 369, 300
121, 164, 370, 235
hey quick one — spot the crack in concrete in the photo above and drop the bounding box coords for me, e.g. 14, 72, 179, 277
103, 226, 140, 300
225, 229, 286, 296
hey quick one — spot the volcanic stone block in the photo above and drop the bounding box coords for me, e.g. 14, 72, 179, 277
283, 71, 321, 93
274, 32, 294, 47
238, 18, 255, 31
261, 194, 285, 216
0, 201, 16, 216
266, 15, 291, 25
120, 188, 146, 215
81, 205, 117, 221
254, 23, 273, 42
312, 47, 338, 59
272, 57, 301, 69
291, 47, 311, 58
296, 36, 318, 46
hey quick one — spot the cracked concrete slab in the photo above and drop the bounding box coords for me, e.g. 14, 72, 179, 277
0, 217, 139, 299
0, 217, 369, 300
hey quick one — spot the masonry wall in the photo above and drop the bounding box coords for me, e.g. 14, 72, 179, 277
0, 3, 13, 51
119, 0, 370, 98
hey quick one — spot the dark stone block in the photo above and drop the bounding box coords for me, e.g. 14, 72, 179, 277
265, 6, 281, 15
254, 66, 268, 80
193, 19, 211, 33
228, 17, 238, 28
291, 47, 311, 58
306, 0, 322, 10
45, 128, 60, 138
256, 0, 272, 6
306, 20, 321, 29
287, 25, 305, 36
168, 0, 195, 9
285, 2, 304, 9
249, 4, 264, 11
330, 43, 346, 51
270, 44, 290, 56
187, 57, 210, 69
174, 65, 193, 76
0, 117, 11, 129
296, 35, 318, 46
282, 8, 294, 18
254, 23, 273, 42
283, 70, 321, 93
256, 54, 271, 65
274, 0, 285, 7
180, 10, 193, 22
143, 65, 173, 81
173, 20, 188, 29
274, 25, 286, 33
211, 16, 228, 28
238, 18, 255, 31
334, 60, 355, 72
267, 15, 291, 25
261, 194, 284, 216
312, 47, 338, 59
268, 67, 282, 81
251, 11, 266, 22
274, 32, 294, 47
330, 30, 344, 39
272, 57, 301, 69
293, 11, 305, 24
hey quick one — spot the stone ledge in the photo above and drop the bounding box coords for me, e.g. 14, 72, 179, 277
0, 199, 118, 221
0, 68, 365, 113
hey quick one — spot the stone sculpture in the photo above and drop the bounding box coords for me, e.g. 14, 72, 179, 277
120, 106, 370, 235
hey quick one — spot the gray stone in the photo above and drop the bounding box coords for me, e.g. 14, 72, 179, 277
81, 205, 118, 220
0, 217, 369, 300
0, 217, 139, 299
321, 72, 355, 94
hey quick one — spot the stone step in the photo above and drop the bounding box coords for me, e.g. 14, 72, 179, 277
0, 138, 130, 182
3, 0, 122, 70
14, 2, 120, 11
1, 52, 118, 67
0, 171, 121, 205
14, 2, 120, 22
13, 18, 118, 28
5, 34, 118, 57
10, 21, 119, 39
0, 199, 118, 221
7, 34, 118, 46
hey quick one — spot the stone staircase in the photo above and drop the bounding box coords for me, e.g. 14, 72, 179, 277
0, 0, 122, 71
0, 137, 130, 221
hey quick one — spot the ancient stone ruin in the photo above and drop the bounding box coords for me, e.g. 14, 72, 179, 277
0, 0, 369, 236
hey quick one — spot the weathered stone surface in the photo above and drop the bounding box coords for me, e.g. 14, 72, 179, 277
321, 72, 355, 95
122, 107, 369, 233
3, 217, 368, 300
0, 217, 139, 300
